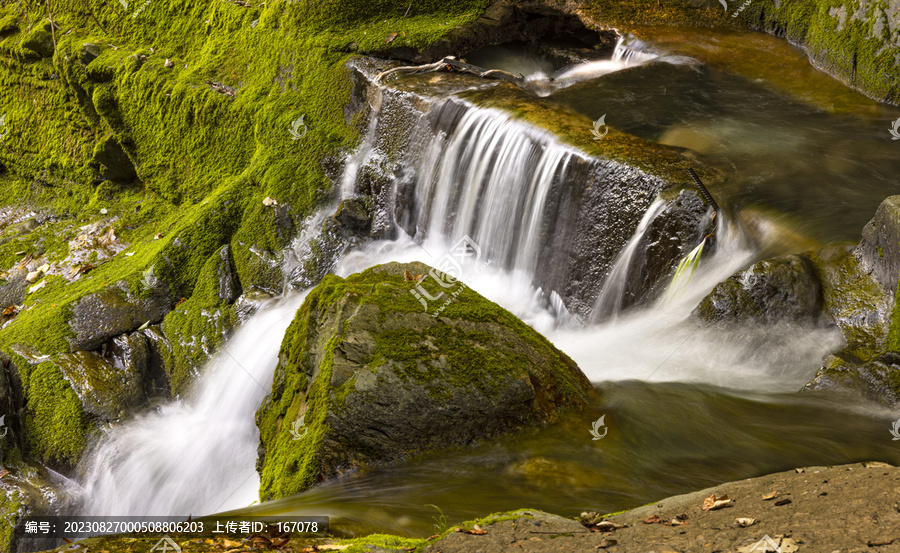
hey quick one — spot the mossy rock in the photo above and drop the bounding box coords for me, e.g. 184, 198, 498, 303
694, 254, 823, 324
255, 261, 594, 501
804, 351, 900, 406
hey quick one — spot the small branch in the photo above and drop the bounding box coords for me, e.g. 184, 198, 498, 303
686, 168, 720, 213
79, 0, 108, 34
45, 0, 58, 66
375, 56, 524, 85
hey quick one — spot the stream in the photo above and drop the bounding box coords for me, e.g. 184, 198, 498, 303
74, 26, 900, 538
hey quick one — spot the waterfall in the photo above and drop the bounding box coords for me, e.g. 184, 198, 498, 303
552, 36, 658, 86
75, 293, 307, 516
591, 198, 667, 321
408, 105, 578, 277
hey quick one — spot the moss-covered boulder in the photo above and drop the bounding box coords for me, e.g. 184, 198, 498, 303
255, 261, 594, 500
694, 254, 823, 324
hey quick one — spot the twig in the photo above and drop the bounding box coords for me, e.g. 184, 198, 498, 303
404, 3, 411, 17
45, 0, 58, 66
375, 56, 523, 84
686, 168, 720, 213
79, 0, 107, 34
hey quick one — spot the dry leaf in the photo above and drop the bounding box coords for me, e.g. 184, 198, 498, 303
867, 538, 896, 546
666, 518, 686, 526
774, 498, 792, 506
701, 494, 733, 511
864, 461, 892, 468
2, 306, 17, 317
262, 196, 278, 207
0, 470, 9, 478
762, 490, 778, 500
642, 514, 660, 524
592, 521, 622, 531
735, 517, 756, 527
317, 546, 351, 551
795, 467, 805, 473
385, 32, 399, 44
466, 525, 487, 535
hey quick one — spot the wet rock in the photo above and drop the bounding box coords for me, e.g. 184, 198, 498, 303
622, 188, 716, 311
215, 244, 241, 304
67, 281, 174, 352
695, 254, 823, 324
81, 42, 102, 65
0, 462, 73, 553
255, 261, 594, 500
808, 244, 891, 359
856, 195, 900, 295
49, 332, 161, 421
333, 198, 371, 234
804, 351, 900, 407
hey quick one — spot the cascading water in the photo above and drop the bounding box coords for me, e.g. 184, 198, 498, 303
591, 198, 668, 320
75, 294, 307, 516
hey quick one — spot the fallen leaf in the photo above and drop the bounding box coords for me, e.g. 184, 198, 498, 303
317, 546, 351, 551
735, 517, 756, 527
867, 538, 896, 546
762, 490, 778, 500
642, 514, 660, 524
2, 306, 17, 317
154, 233, 163, 239
774, 498, 792, 506
701, 494, 733, 511
864, 461, 893, 468
466, 525, 487, 535
262, 196, 278, 207
665, 518, 687, 526
385, 32, 399, 44
795, 467, 805, 473
0, 470, 9, 478
592, 521, 622, 532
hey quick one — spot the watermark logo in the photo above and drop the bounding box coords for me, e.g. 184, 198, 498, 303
890, 417, 900, 440
0, 115, 8, 142
590, 115, 608, 140
149, 536, 181, 553
409, 235, 490, 317
290, 414, 308, 440
589, 415, 607, 440
719, 0, 752, 16
890, 117, 900, 140
140, 265, 158, 291
0, 415, 8, 438
289, 115, 308, 140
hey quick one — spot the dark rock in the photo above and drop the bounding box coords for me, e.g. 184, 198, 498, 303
804, 352, 900, 407
0, 269, 28, 311
255, 261, 594, 500
67, 281, 174, 352
695, 254, 823, 324
215, 244, 241, 304
856, 195, 900, 295
333, 198, 371, 233
91, 137, 138, 184
619, 189, 716, 312
53, 332, 156, 421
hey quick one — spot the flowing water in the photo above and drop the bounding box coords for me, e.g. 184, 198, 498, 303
72, 27, 900, 538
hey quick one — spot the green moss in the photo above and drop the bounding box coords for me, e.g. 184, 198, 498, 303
22, 361, 90, 467
338, 534, 429, 553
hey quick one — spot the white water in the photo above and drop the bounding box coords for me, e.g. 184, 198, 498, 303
591, 198, 668, 321
76, 294, 307, 516
410, 105, 578, 277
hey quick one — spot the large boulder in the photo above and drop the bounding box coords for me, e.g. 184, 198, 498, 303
694, 254, 823, 324
255, 261, 594, 500
856, 195, 900, 295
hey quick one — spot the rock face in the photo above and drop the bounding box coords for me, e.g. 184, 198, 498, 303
804, 352, 900, 406
694, 254, 823, 324
67, 281, 174, 352
255, 261, 594, 500
856, 195, 900, 295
